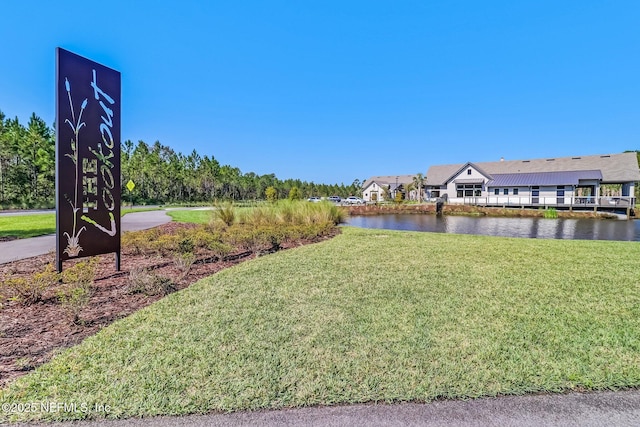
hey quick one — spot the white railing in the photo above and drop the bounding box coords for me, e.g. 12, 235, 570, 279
452, 196, 636, 207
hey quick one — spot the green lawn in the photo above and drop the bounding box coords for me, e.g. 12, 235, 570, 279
166, 209, 212, 224
0, 208, 163, 239
166, 206, 268, 224
2, 227, 640, 422
0, 214, 56, 239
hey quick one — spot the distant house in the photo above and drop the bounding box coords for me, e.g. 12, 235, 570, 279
362, 175, 418, 202
424, 152, 640, 209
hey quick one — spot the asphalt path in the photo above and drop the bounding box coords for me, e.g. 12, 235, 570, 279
0, 210, 172, 264
8, 390, 640, 427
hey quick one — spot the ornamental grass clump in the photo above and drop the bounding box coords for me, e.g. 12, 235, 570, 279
211, 201, 236, 227
174, 252, 196, 280
238, 200, 346, 227
126, 268, 176, 296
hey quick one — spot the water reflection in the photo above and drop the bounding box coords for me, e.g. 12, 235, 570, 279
345, 214, 640, 241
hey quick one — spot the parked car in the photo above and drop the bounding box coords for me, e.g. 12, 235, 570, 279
328, 196, 341, 203
307, 196, 321, 202
345, 196, 364, 205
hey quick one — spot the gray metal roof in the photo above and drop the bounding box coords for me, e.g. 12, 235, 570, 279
453, 178, 485, 184
488, 170, 603, 187
426, 152, 640, 186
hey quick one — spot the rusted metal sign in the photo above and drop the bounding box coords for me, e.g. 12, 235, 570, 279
56, 48, 121, 271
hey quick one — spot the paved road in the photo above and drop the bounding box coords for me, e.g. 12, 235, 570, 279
0, 209, 55, 217
8, 389, 640, 427
0, 210, 171, 264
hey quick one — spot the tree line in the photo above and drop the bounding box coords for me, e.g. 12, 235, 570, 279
0, 109, 362, 207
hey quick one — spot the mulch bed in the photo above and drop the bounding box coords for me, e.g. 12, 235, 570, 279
0, 223, 338, 387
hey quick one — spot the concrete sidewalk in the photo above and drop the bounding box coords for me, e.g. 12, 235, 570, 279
0, 210, 171, 264
10, 389, 640, 427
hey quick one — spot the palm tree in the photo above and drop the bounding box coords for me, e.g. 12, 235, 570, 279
404, 182, 415, 201
413, 173, 425, 202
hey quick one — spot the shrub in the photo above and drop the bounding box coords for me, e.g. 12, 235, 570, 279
151, 233, 182, 256
56, 285, 90, 325
394, 191, 404, 204
177, 237, 195, 254
57, 258, 97, 324
223, 225, 275, 253
288, 186, 301, 201
190, 228, 223, 250
207, 241, 233, 260
265, 186, 278, 203
122, 228, 161, 255
61, 258, 98, 289
150, 276, 177, 296
2, 263, 58, 306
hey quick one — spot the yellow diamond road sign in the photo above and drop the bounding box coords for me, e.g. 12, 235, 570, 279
126, 180, 135, 192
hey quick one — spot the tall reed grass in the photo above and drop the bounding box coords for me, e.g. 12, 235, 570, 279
236, 200, 347, 227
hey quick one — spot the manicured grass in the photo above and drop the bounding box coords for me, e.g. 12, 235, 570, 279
166, 209, 212, 224
0, 214, 56, 239
0, 208, 163, 239
2, 227, 640, 421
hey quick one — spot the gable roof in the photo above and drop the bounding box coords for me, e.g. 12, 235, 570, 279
445, 162, 493, 184
362, 174, 418, 189
426, 153, 640, 186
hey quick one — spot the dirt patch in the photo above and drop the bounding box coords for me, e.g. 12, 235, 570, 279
0, 223, 339, 387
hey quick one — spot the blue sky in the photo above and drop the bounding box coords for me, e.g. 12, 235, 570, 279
1, 1, 639, 185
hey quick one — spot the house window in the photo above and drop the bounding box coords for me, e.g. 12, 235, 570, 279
504, 189, 509, 195
467, 169, 472, 175
513, 188, 519, 195
494, 189, 499, 195
458, 183, 480, 197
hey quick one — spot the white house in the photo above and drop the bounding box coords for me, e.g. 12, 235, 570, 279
361, 175, 418, 202
424, 152, 640, 208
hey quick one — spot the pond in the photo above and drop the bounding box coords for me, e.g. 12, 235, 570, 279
346, 214, 640, 242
